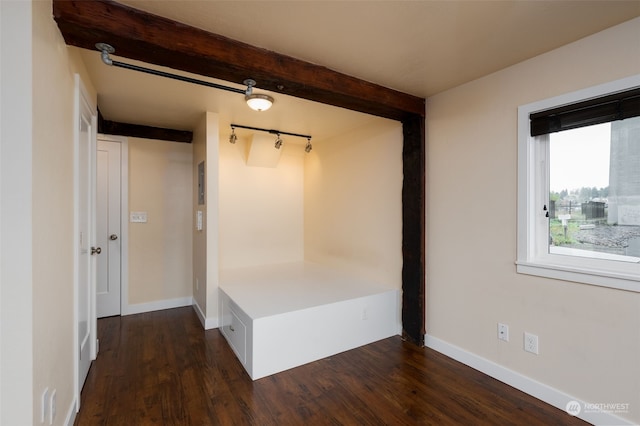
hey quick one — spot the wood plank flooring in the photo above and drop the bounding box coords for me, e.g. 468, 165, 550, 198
74, 307, 587, 425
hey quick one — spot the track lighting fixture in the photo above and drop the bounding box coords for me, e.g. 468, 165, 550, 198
229, 124, 312, 153
229, 127, 237, 144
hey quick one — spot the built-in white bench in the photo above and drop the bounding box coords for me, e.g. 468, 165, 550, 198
219, 261, 401, 380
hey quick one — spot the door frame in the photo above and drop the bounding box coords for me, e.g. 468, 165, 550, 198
97, 134, 129, 316
73, 74, 97, 411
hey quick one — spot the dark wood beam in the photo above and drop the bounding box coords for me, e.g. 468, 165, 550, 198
52, 0, 424, 121
401, 115, 426, 346
100, 120, 193, 143
97, 108, 192, 142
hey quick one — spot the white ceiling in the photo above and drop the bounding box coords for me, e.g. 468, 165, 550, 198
80, 0, 640, 142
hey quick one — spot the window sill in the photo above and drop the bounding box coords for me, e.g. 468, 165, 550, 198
549, 246, 640, 263
516, 260, 640, 293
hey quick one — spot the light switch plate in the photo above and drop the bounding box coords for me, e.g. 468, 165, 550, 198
196, 210, 203, 231
130, 211, 148, 223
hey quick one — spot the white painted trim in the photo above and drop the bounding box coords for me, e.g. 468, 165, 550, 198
122, 296, 193, 316
193, 299, 206, 326
425, 335, 635, 426
72, 74, 80, 414
192, 299, 219, 330
121, 139, 129, 316
90, 108, 98, 363
73, 74, 98, 413
97, 134, 129, 316
64, 396, 77, 426
516, 74, 640, 293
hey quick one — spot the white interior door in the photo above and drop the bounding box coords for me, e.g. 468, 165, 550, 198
76, 76, 97, 401
96, 139, 122, 318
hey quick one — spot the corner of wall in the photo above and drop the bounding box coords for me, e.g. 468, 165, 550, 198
205, 112, 220, 320
192, 114, 209, 317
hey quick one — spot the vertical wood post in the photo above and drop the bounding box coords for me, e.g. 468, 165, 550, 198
402, 114, 426, 345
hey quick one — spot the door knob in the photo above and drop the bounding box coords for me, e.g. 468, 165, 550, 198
110, 234, 118, 241
91, 247, 102, 255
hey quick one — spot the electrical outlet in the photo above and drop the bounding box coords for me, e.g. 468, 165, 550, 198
41, 387, 49, 423
497, 323, 509, 342
524, 332, 539, 354
49, 388, 57, 425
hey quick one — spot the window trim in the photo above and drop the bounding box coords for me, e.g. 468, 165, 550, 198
517, 74, 640, 293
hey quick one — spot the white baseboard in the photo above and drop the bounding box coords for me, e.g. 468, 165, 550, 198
122, 296, 193, 316
425, 335, 635, 426
192, 300, 219, 330
64, 397, 76, 426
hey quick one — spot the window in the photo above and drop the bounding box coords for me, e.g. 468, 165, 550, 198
517, 75, 640, 292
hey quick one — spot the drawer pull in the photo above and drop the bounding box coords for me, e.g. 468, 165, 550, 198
230, 325, 235, 332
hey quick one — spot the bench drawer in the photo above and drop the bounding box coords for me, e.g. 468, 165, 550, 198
222, 301, 247, 364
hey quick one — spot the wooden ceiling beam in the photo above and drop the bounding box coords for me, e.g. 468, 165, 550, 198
97, 109, 192, 143
100, 121, 193, 143
52, 0, 424, 121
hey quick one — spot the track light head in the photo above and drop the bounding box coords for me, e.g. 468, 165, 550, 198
304, 139, 313, 153
229, 127, 237, 144
275, 135, 283, 149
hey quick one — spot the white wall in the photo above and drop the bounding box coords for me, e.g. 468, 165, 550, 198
128, 138, 193, 306
205, 113, 220, 322
1, 1, 33, 424
304, 119, 403, 288
192, 115, 208, 316
217, 117, 402, 288
4, 1, 100, 424
193, 112, 220, 327
219, 135, 304, 269
426, 18, 640, 423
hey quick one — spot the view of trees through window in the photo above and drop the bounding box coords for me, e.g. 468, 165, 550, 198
549, 117, 640, 260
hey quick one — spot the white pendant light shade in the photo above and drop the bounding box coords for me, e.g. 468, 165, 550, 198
245, 94, 274, 111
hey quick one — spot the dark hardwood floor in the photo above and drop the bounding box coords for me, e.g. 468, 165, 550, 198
75, 307, 587, 425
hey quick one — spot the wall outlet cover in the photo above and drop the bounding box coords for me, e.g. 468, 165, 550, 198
498, 323, 509, 342
49, 388, 57, 425
524, 332, 539, 354
41, 387, 49, 423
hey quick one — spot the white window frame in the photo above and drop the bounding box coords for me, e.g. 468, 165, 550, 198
517, 74, 640, 293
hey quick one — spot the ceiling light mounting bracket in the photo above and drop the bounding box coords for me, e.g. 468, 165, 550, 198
244, 79, 256, 96
96, 42, 115, 66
